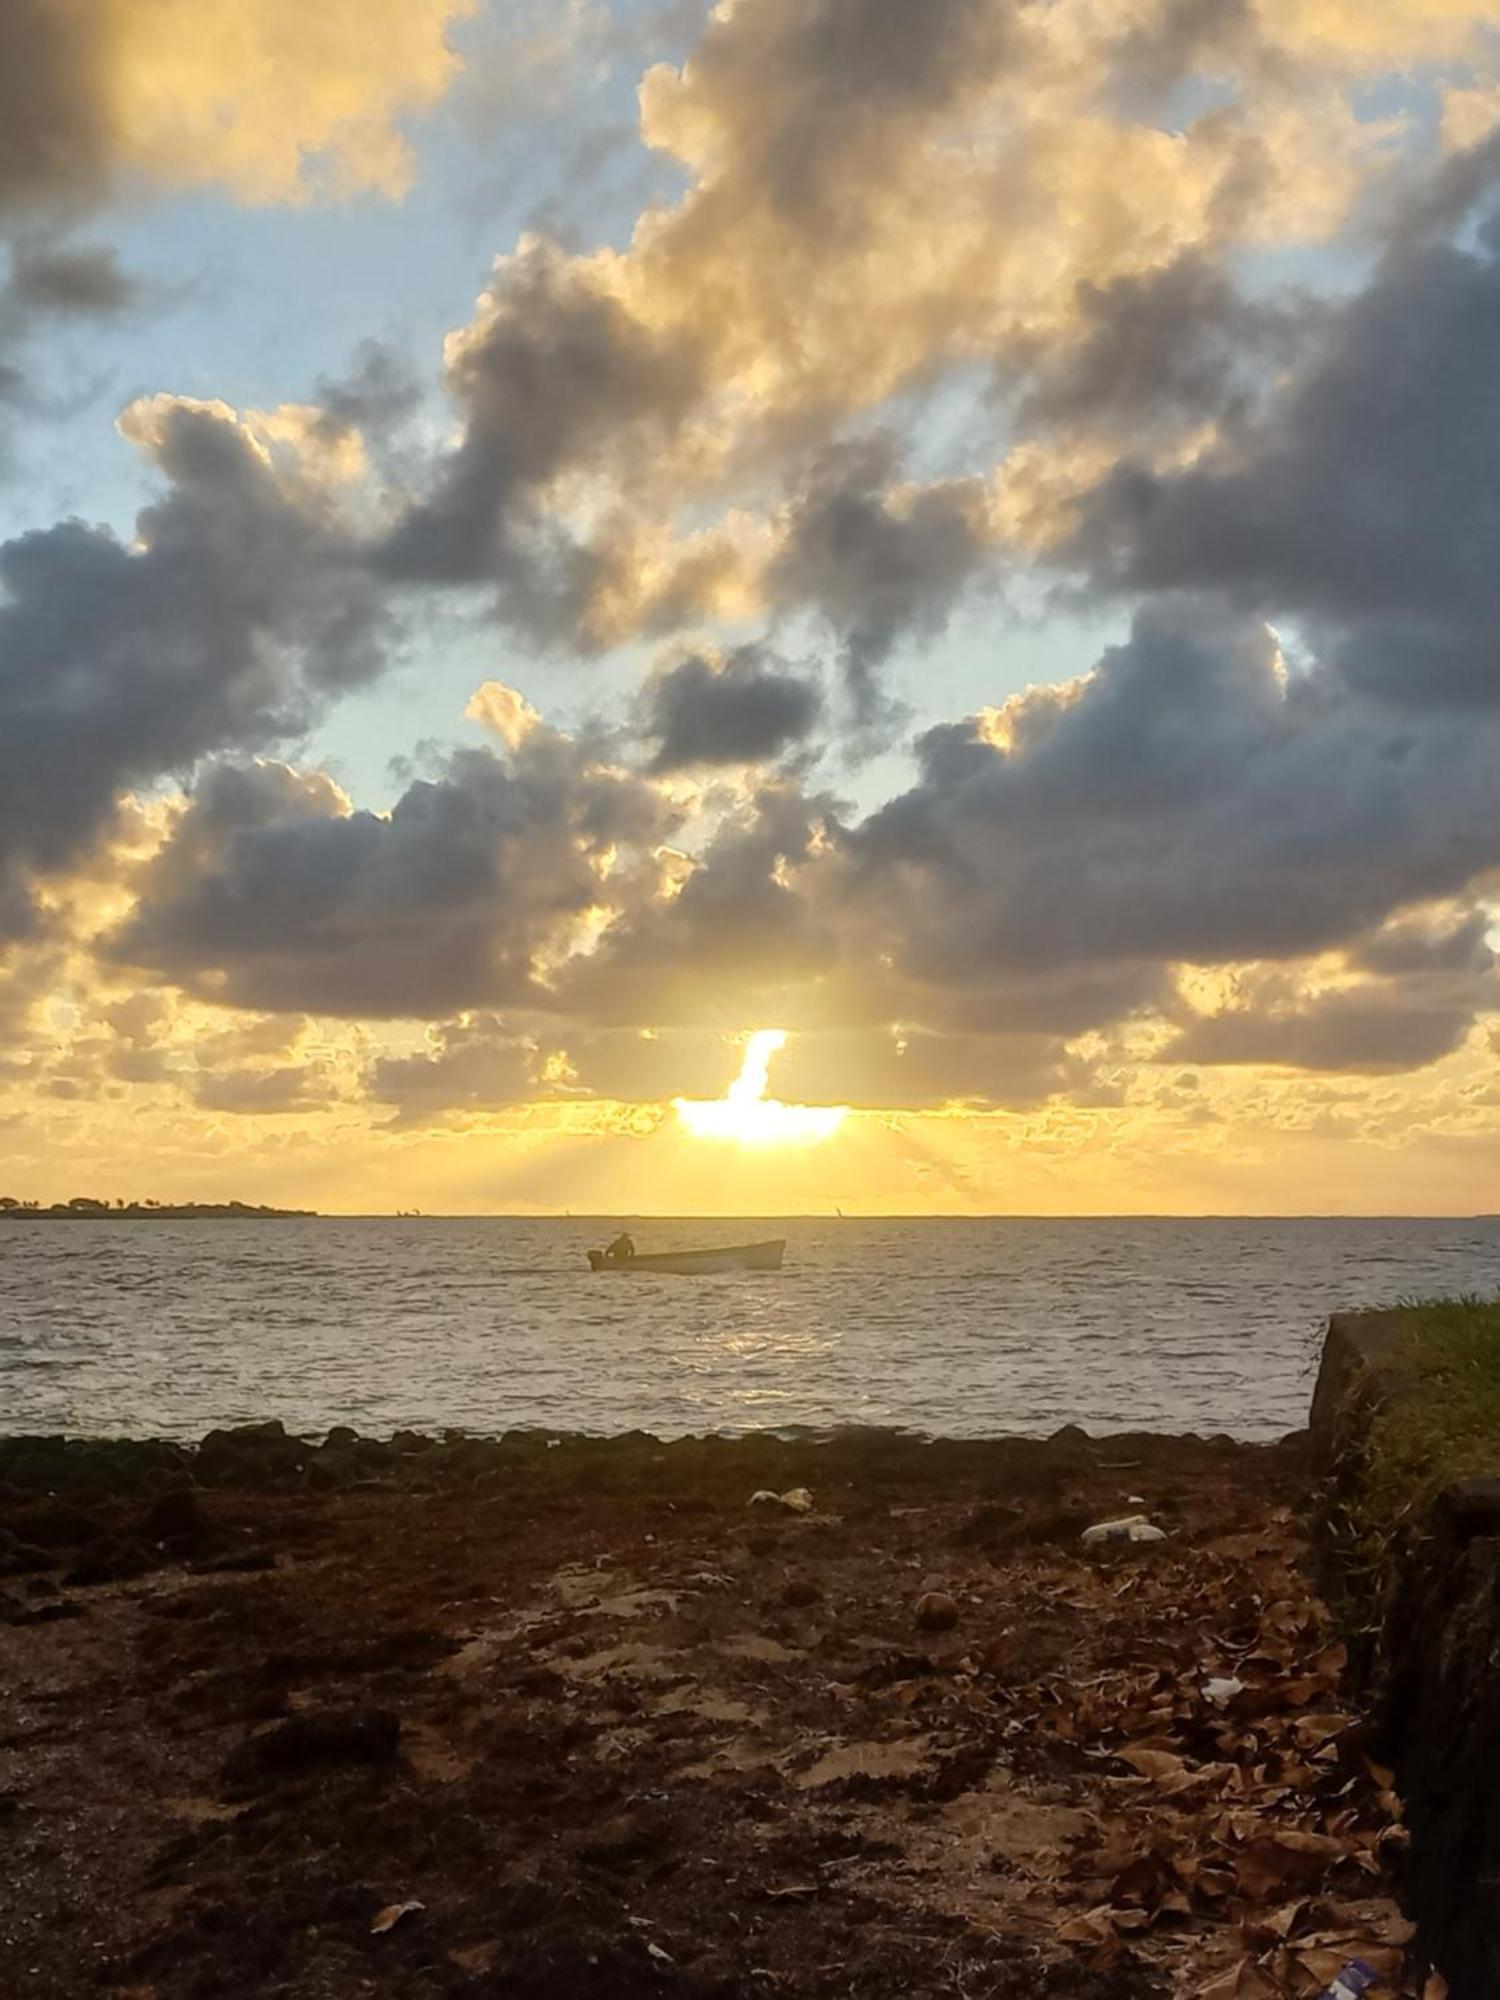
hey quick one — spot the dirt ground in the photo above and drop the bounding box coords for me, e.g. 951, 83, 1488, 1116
0, 1426, 1433, 1999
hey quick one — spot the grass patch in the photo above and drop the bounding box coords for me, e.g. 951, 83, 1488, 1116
1358, 1296, 1500, 1539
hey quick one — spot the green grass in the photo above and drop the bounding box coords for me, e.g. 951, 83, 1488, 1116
1357, 1296, 1500, 1538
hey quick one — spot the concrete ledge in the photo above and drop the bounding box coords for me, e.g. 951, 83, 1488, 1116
1307, 1309, 1411, 1459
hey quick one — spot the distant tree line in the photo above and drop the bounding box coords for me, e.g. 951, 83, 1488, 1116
0, 1196, 315, 1219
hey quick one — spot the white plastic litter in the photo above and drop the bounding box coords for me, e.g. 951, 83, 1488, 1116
1203, 1675, 1246, 1705
1080, 1514, 1168, 1547
750, 1487, 815, 1513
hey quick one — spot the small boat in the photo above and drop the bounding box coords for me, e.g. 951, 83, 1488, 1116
587, 1238, 786, 1275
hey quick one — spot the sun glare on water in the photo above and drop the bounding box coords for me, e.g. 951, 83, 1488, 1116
673, 1030, 847, 1146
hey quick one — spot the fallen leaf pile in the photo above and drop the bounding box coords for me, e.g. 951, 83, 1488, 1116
950, 1516, 1418, 1994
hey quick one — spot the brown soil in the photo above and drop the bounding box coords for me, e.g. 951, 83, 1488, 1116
0, 1427, 1430, 1999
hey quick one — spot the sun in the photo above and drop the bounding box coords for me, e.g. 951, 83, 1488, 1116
673, 1030, 848, 1146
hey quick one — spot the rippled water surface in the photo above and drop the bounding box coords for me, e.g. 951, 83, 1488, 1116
1, 1216, 1497, 1441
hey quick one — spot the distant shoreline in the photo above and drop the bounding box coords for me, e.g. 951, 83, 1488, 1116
1, 1202, 316, 1221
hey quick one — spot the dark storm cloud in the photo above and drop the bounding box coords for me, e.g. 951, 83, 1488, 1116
110, 738, 681, 1018
1017, 254, 1296, 438
377, 239, 704, 604
767, 439, 989, 720
0, 397, 390, 934
1069, 209, 1500, 704
643, 645, 823, 771
846, 600, 1500, 978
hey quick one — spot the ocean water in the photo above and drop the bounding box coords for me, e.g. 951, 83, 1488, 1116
0, 1216, 1496, 1443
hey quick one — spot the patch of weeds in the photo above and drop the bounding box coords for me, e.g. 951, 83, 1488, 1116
1357, 1296, 1500, 1544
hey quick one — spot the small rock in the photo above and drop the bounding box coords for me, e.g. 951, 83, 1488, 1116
192, 1545, 277, 1575
325, 1425, 360, 1450
914, 1590, 959, 1633
12, 1600, 85, 1626
745, 1531, 779, 1558
142, 1485, 206, 1544
782, 1575, 822, 1608
307, 1450, 360, 1492
7, 1502, 106, 1549
0, 1530, 55, 1577
64, 1535, 152, 1586
196, 1420, 306, 1487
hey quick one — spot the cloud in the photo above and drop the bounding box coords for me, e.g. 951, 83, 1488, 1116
15, 0, 1500, 1150
0, 0, 474, 219
767, 1025, 1093, 1111
377, 235, 706, 607
1015, 253, 1297, 441
844, 599, 1500, 977
642, 645, 822, 771
195, 1065, 332, 1115
765, 440, 991, 720
465, 680, 544, 750
362, 0, 1419, 671
1353, 907, 1496, 979
0, 394, 391, 932
109, 733, 682, 1018
1068, 192, 1500, 705
0, 1, 110, 220
366, 1014, 1092, 1117
1166, 981, 1487, 1073
99, 593, 1500, 1110
3, 241, 135, 317
370, 1018, 548, 1119
0, 239, 139, 436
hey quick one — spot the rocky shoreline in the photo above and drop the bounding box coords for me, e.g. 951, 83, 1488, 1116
0, 1421, 1437, 1998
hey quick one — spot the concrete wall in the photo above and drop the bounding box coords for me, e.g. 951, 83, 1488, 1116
1310, 1310, 1500, 1993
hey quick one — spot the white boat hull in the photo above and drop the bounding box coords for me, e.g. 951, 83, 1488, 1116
587, 1238, 785, 1275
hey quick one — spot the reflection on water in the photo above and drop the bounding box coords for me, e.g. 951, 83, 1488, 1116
0, 1215, 1497, 1442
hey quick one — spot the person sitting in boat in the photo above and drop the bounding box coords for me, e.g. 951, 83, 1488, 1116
605, 1230, 636, 1262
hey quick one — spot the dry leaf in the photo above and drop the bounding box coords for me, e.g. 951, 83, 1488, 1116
1057, 1905, 1116, 1946
1118, 1744, 1187, 1783
371, 1899, 425, 1935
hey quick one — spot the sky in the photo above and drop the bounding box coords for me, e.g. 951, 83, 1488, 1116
2, 0, 1500, 1217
